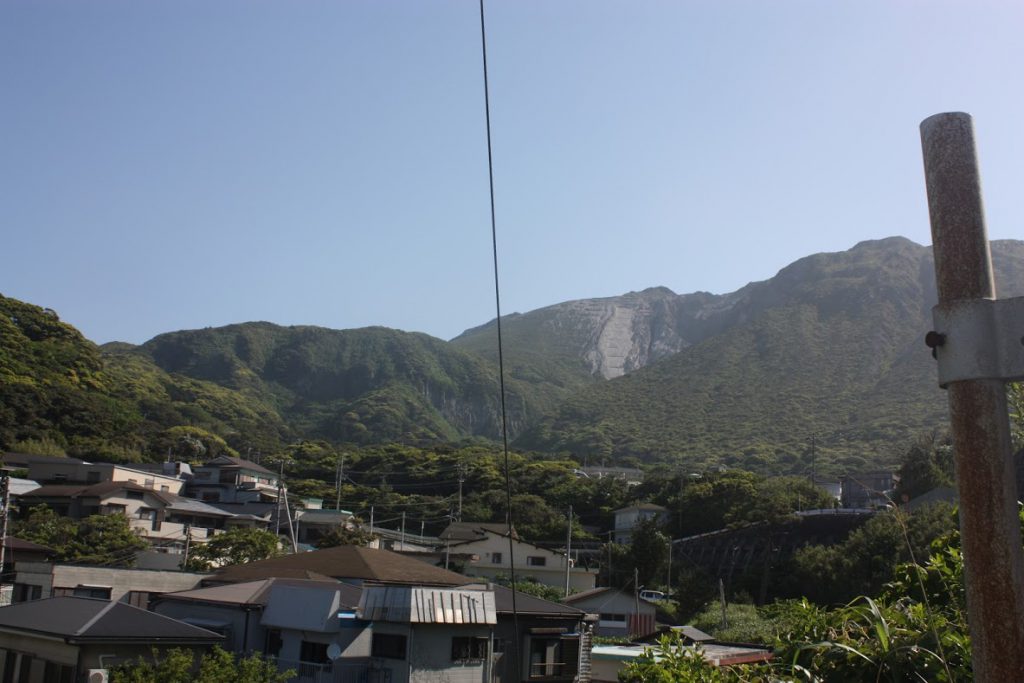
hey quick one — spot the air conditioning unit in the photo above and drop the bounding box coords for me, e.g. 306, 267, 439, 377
87, 669, 109, 683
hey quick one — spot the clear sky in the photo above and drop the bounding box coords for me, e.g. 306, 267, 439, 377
2, 0, 1021, 345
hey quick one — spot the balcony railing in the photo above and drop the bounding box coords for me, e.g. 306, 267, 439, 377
272, 658, 392, 683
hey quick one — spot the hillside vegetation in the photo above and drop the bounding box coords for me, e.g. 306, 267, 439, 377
4, 237, 1024, 471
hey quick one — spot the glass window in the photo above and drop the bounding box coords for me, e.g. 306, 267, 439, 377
526, 556, 546, 567
491, 552, 502, 564
451, 637, 488, 660
372, 633, 407, 660
300, 641, 329, 664
265, 630, 283, 657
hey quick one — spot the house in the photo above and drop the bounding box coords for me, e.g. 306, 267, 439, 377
153, 578, 363, 665
439, 523, 598, 592
155, 578, 500, 683
292, 508, 354, 546
25, 459, 186, 494
20, 481, 236, 552
207, 544, 472, 587
0, 538, 54, 606
612, 504, 669, 544
189, 456, 281, 504
840, 471, 898, 509
359, 584, 497, 683
562, 587, 656, 637
11, 561, 211, 606
0, 596, 222, 682
488, 584, 593, 683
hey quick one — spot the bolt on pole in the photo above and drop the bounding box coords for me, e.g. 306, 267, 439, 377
920, 111, 1024, 681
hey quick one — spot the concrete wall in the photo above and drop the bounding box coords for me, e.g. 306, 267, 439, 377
14, 562, 209, 603
409, 624, 489, 683
452, 536, 597, 591
564, 592, 654, 637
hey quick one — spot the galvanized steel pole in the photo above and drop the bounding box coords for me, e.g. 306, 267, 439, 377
920, 111, 1024, 681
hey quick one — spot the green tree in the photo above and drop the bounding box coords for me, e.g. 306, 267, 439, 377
185, 527, 281, 571
314, 523, 376, 549
630, 517, 669, 589
73, 512, 148, 566
12, 506, 146, 567
892, 433, 954, 503
111, 646, 294, 683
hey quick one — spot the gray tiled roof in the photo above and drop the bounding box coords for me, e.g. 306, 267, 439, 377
0, 597, 223, 643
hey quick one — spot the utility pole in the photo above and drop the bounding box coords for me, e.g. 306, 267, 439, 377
564, 505, 573, 597
400, 511, 406, 549
181, 525, 191, 572
335, 453, 345, 511
666, 538, 673, 596
457, 463, 466, 522
920, 112, 1024, 681
633, 568, 640, 637
0, 472, 9, 592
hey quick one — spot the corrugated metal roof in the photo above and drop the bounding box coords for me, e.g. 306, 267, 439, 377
359, 586, 496, 625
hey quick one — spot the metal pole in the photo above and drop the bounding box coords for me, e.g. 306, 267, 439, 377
0, 473, 9, 591
564, 505, 572, 597
920, 111, 1024, 681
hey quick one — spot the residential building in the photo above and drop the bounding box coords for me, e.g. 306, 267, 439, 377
207, 544, 472, 587
25, 460, 185, 494
439, 523, 598, 592
11, 561, 210, 607
562, 587, 656, 637
359, 584, 497, 683
840, 471, 898, 509
488, 584, 593, 683
20, 481, 235, 552
154, 578, 362, 665
156, 578, 500, 683
0, 596, 222, 682
293, 508, 354, 546
612, 504, 669, 544
189, 456, 281, 504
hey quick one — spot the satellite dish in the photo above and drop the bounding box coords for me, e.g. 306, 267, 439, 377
327, 643, 343, 661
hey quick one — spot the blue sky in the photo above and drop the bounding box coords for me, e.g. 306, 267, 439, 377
2, 0, 1021, 345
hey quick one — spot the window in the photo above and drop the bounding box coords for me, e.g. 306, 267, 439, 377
72, 585, 111, 599
527, 637, 579, 679
599, 613, 627, 625
372, 633, 407, 660
300, 641, 329, 664
126, 490, 144, 500
86, 471, 101, 483
451, 637, 489, 661
265, 630, 283, 657
160, 485, 170, 492
124, 591, 152, 609
528, 638, 562, 678
526, 556, 546, 567
491, 552, 502, 564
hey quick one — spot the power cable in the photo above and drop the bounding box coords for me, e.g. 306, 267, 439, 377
477, 0, 520, 675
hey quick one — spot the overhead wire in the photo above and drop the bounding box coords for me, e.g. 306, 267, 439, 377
477, 0, 520, 676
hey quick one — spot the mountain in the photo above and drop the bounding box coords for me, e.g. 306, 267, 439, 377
6, 236, 1024, 471
511, 237, 1024, 472
0, 294, 291, 459
133, 323, 538, 445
